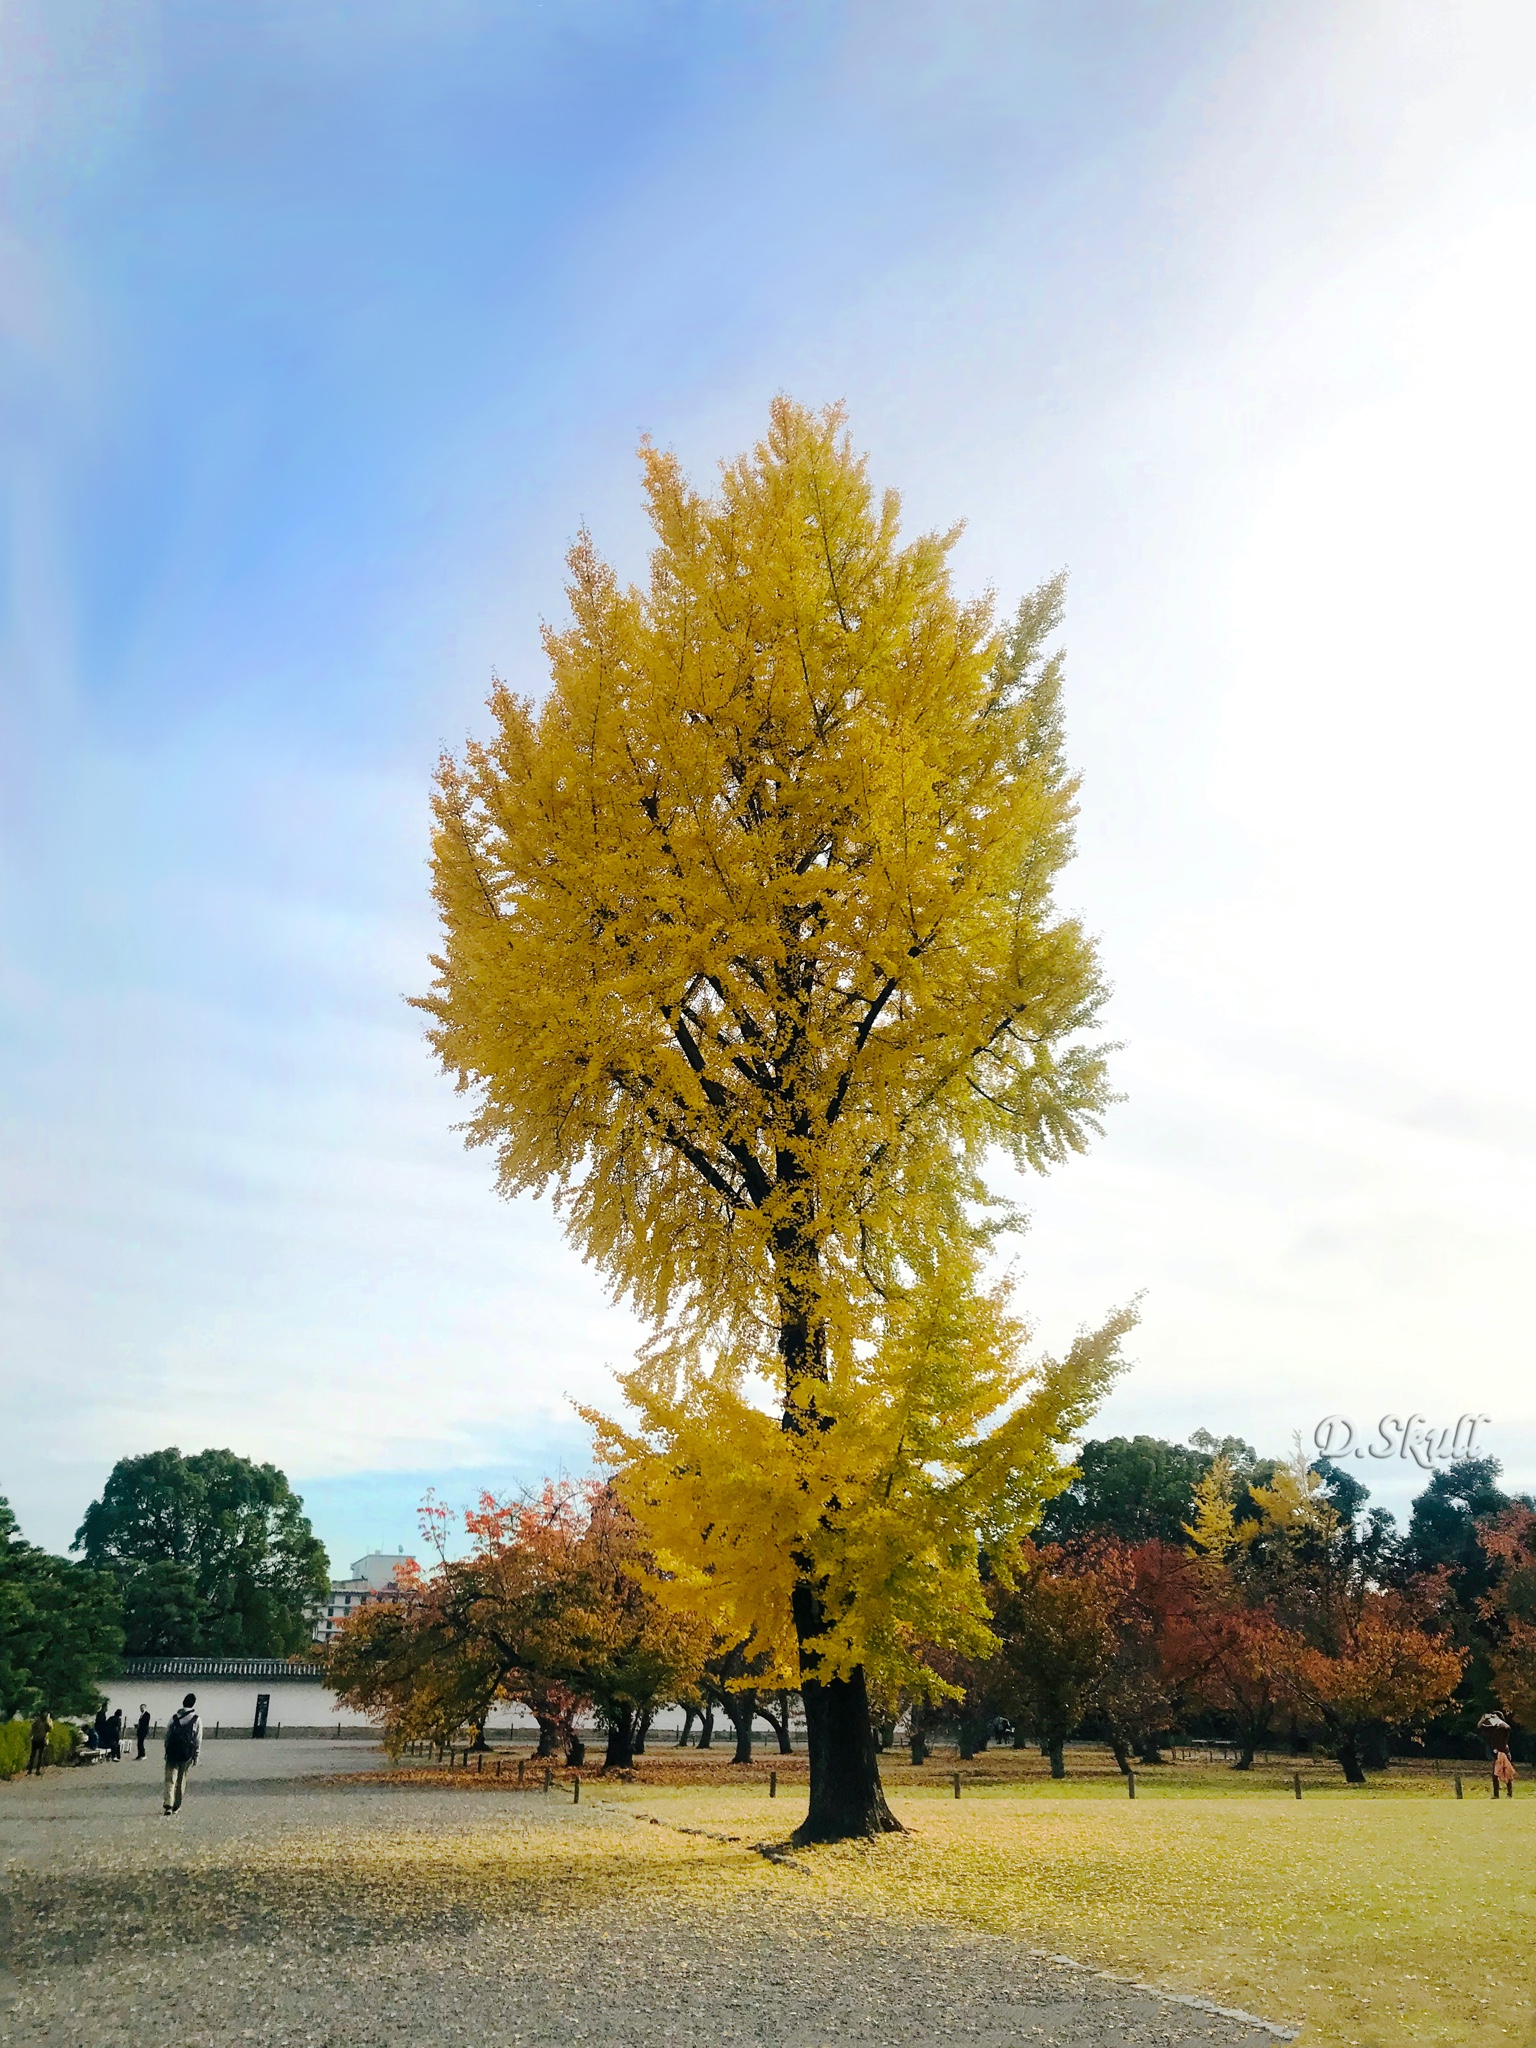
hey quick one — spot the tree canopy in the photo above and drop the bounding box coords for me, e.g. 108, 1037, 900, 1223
420, 399, 1131, 1838
0, 1495, 122, 1719
74, 1447, 329, 1658
1038, 1434, 1215, 1546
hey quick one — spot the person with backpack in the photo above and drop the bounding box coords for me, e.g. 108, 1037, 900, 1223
163, 1693, 201, 1813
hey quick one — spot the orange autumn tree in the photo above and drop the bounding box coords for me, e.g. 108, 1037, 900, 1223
1479, 1506, 1536, 1726
419, 398, 1129, 1840
1190, 1450, 1464, 1782
330, 1482, 703, 1766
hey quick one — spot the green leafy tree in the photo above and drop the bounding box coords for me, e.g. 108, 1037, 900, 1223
75, 1448, 329, 1657
1039, 1436, 1215, 1546
0, 1496, 123, 1718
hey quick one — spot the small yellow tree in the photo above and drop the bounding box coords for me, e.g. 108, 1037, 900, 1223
419, 399, 1128, 1838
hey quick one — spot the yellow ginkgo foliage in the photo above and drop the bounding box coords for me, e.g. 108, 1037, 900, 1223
418, 399, 1129, 1838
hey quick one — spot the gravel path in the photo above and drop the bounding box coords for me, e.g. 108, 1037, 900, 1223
1, 1742, 1294, 2046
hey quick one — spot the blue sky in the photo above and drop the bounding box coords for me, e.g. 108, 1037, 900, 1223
4, 1, 1535, 1566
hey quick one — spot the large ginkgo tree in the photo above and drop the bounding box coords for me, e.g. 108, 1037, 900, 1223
419, 399, 1131, 1840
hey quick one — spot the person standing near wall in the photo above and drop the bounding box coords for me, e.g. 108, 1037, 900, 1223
162, 1694, 201, 1814
134, 1705, 151, 1760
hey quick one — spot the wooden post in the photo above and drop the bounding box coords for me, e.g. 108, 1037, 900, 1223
769, 1770, 777, 1799
953, 1771, 961, 1799
573, 1776, 581, 1804
1293, 1773, 1302, 1800
1454, 1775, 1463, 1799
476, 1750, 483, 1773
518, 1758, 526, 1785
544, 1766, 553, 1793
1127, 1771, 1136, 1800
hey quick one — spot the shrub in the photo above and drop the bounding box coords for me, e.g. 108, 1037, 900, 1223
0, 1718, 28, 1779
48, 1720, 81, 1763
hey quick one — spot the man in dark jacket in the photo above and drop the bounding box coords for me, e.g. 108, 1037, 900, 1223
106, 1707, 124, 1761
134, 1705, 152, 1760
162, 1694, 201, 1814
26, 1709, 52, 1774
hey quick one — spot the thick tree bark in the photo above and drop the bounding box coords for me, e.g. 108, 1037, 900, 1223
696, 1705, 715, 1750
533, 1715, 560, 1759
633, 1709, 652, 1756
603, 1706, 639, 1770
791, 1581, 901, 1842
776, 1257, 901, 1843
1012, 1724, 1029, 1750
676, 1706, 697, 1747
1108, 1737, 1132, 1776
1047, 1736, 1066, 1779
1233, 1741, 1256, 1771
565, 1733, 586, 1767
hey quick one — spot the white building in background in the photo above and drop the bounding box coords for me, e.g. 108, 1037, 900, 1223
312, 1552, 415, 1645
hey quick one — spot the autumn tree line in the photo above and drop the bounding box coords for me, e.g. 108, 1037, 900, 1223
327, 1434, 1536, 1787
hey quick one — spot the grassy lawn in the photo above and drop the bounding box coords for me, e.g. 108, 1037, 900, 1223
392, 1748, 1535, 2046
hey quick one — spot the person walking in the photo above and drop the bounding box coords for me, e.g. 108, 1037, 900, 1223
26, 1709, 52, 1775
162, 1693, 201, 1814
134, 1705, 151, 1761
106, 1706, 124, 1761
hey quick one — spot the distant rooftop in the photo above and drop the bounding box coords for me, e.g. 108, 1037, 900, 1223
348, 1552, 415, 1589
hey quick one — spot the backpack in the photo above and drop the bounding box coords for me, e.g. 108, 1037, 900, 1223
164, 1711, 197, 1764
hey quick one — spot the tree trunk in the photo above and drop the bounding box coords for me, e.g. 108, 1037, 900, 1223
754, 1691, 795, 1754
565, 1733, 586, 1767
1108, 1736, 1132, 1776
603, 1707, 639, 1770
1233, 1740, 1256, 1771
696, 1705, 715, 1750
1336, 1733, 1367, 1786
677, 1706, 696, 1747
1012, 1724, 1029, 1750
778, 1272, 900, 1842
1047, 1736, 1066, 1780
1135, 1739, 1165, 1765
795, 1663, 901, 1841
909, 1729, 927, 1765
633, 1709, 652, 1756
726, 1690, 757, 1765
533, 1715, 560, 1759
775, 1692, 795, 1754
